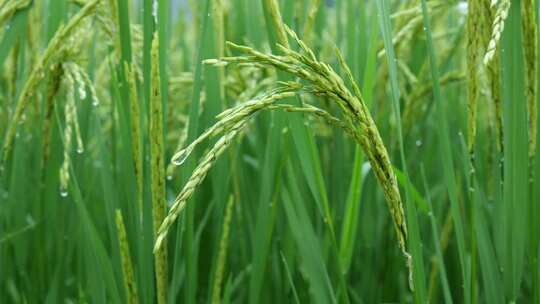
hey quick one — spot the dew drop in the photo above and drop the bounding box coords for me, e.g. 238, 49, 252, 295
171, 148, 192, 166
60, 190, 68, 197
92, 97, 99, 106
361, 161, 371, 176
415, 139, 422, 147
166, 175, 173, 181
76, 147, 84, 154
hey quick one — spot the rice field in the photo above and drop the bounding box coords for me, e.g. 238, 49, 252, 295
0, 0, 539, 303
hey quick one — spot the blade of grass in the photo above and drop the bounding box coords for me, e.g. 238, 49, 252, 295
500, 1, 529, 299
173, 2, 212, 303
417, 1, 469, 302
54, 105, 121, 303
420, 165, 452, 304
282, 161, 336, 304
377, 0, 426, 300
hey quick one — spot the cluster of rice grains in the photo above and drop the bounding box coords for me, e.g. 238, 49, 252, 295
155, 25, 413, 283
59, 62, 99, 196
2, 0, 100, 193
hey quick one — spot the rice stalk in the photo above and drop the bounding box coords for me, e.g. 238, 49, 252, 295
115, 210, 139, 304
106, 0, 118, 33
106, 0, 121, 59
149, 32, 168, 304
26, 0, 40, 69
212, 0, 225, 102
1, 0, 100, 164
262, 0, 289, 48
521, 0, 537, 174
124, 62, 143, 219
467, 0, 482, 158
466, 1, 485, 298
211, 195, 234, 304
302, 0, 321, 45
481, 0, 504, 156
483, 0, 510, 65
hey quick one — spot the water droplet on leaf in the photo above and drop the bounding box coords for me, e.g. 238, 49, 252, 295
171, 147, 192, 166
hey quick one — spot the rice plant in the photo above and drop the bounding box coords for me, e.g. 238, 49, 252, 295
0, 0, 539, 303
